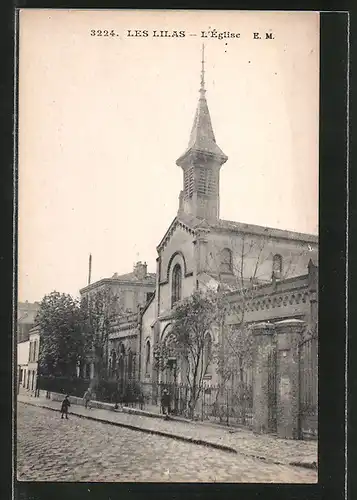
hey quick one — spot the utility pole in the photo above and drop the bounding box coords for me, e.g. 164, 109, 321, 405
88, 253, 92, 285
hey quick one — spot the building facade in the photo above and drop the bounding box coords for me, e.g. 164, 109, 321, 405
17, 340, 29, 391
17, 301, 40, 343
17, 301, 40, 391
27, 326, 40, 393
17, 326, 41, 394
79, 261, 156, 381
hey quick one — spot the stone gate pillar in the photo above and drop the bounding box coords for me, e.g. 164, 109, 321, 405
250, 322, 276, 434
274, 319, 305, 439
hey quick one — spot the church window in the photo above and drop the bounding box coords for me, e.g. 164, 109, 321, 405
171, 264, 182, 307
220, 248, 233, 273
197, 167, 216, 196
184, 167, 194, 198
198, 167, 207, 194
145, 340, 151, 375
272, 254, 283, 279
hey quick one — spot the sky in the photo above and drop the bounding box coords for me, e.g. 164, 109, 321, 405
18, 10, 319, 303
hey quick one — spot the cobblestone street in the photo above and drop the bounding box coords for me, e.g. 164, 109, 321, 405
17, 403, 317, 483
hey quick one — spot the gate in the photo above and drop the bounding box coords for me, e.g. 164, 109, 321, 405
267, 344, 277, 433
298, 334, 318, 439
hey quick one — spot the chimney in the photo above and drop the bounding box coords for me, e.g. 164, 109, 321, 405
134, 261, 147, 280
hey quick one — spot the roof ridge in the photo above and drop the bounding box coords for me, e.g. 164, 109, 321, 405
216, 218, 318, 241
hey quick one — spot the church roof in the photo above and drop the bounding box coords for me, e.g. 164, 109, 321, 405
176, 45, 228, 166
80, 269, 156, 295
111, 271, 156, 283
212, 219, 318, 244
157, 212, 317, 253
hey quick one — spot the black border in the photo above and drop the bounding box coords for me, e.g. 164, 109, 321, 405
2, 1, 16, 500
2, 6, 349, 500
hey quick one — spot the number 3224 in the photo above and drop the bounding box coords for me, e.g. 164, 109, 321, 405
90, 30, 117, 37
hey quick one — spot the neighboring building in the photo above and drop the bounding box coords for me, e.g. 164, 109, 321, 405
27, 326, 40, 393
79, 261, 156, 381
17, 325, 41, 393
17, 301, 40, 343
17, 339, 30, 391
80, 261, 155, 314
17, 301, 40, 392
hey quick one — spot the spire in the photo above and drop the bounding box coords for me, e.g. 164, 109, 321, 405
200, 44, 206, 96
176, 45, 227, 166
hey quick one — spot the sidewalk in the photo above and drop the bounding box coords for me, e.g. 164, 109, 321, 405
17, 394, 317, 470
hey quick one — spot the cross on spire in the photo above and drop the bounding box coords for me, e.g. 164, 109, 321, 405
200, 44, 206, 95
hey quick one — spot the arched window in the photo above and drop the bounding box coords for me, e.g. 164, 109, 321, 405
145, 340, 151, 375
272, 254, 283, 279
220, 248, 233, 274
203, 333, 213, 376
171, 264, 182, 307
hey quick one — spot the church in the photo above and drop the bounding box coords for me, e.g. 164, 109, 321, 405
104, 47, 318, 439
137, 50, 317, 356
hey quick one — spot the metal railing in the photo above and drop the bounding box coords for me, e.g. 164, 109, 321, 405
38, 375, 253, 428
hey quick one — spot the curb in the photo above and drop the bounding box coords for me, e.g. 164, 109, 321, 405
18, 400, 237, 455
121, 406, 249, 430
122, 406, 167, 420
18, 400, 317, 470
289, 461, 318, 471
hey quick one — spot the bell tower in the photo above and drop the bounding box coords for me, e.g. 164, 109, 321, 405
176, 45, 228, 222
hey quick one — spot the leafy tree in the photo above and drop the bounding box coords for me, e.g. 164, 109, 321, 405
80, 286, 120, 389
154, 291, 218, 418
36, 291, 83, 377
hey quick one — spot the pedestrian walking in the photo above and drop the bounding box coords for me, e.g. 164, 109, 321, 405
161, 389, 171, 417
83, 388, 92, 409
60, 395, 71, 419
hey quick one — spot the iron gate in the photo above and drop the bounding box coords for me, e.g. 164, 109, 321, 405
298, 334, 318, 439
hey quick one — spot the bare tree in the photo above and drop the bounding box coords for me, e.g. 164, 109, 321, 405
206, 234, 308, 389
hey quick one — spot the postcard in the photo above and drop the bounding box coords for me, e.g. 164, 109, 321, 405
16, 9, 319, 483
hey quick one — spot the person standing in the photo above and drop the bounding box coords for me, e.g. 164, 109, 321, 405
60, 395, 71, 419
161, 389, 171, 417
83, 388, 92, 409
